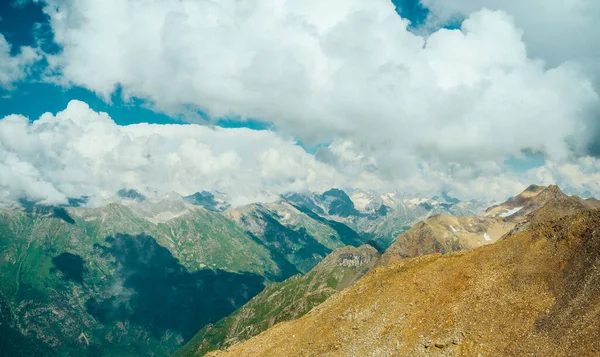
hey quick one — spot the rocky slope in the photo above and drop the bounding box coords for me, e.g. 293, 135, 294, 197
207, 205, 600, 356
175, 245, 379, 357
382, 185, 588, 263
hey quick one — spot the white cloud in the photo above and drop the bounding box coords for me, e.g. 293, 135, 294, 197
420, 1, 600, 157
1, 100, 600, 206
39, 0, 599, 180
0, 35, 40, 89
0, 100, 346, 206
0, 0, 591, 204
420, 0, 600, 67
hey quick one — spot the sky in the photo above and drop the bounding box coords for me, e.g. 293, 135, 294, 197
0, 0, 599, 207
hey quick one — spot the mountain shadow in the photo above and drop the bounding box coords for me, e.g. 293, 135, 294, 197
289, 203, 365, 247
246, 231, 300, 282
258, 212, 332, 274
18, 198, 76, 225
88, 233, 266, 341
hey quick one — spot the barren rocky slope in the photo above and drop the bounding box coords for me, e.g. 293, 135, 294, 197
208, 202, 600, 356
381, 185, 589, 263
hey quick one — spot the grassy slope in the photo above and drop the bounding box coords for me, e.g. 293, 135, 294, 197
0, 204, 279, 357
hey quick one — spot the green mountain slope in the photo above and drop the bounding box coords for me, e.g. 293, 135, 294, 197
0, 190, 377, 357
0, 200, 282, 356
175, 245, 379, 357
224, 201, 354, 274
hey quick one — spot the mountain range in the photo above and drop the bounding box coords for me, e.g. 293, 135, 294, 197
197, 185, 600, 356
0, 187, 480, 356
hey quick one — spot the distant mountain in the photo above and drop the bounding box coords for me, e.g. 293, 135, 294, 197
205, 188, 600, 357
175, 245, 379, 357
0, 186, 545, 356
184, 191, 230, 212
224, 200, 352, 274
285, 188, 487, 250
319, 188, 360, 217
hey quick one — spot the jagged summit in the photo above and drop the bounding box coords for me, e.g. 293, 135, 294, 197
320, 188, 359, 217
535, 184, 567, 201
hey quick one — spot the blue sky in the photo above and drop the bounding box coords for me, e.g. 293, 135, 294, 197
0, 1, 178, 124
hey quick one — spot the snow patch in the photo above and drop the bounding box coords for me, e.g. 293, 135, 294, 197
499, 206, 523, 218
405, 197, 428, 206
381, 192, 400, 207
350, 192, 374, 211
277, 210, 292, 222
484, 232, 492, 241
450, 225, 457, 233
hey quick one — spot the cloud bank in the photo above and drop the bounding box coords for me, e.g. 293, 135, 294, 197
41, 1, 599, 170
1, 101, 599, 207
0, 100, 345, 206
1, 0, 600, 205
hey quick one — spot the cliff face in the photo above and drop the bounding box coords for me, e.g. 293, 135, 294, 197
208, 208, 600, 357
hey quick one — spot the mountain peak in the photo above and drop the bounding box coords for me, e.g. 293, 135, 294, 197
320, 188, 359, 217
183, 191, 229, 212
524, 184, 546, 193
544, 184, 566, 195
321, 188, 350, 199
531, 185, 568, 205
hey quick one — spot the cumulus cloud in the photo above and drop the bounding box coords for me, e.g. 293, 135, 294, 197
0, 0, 596, 204
39, 0, 599, 179
421, 0, 600, 67
0, 34, 40, 89
1, 100, 600, 206
0, 100, 346, 206
421, 0, 600, 157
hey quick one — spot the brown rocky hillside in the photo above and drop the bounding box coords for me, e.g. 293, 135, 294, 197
381, 185, 591, 264
208, 206, 600, 356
